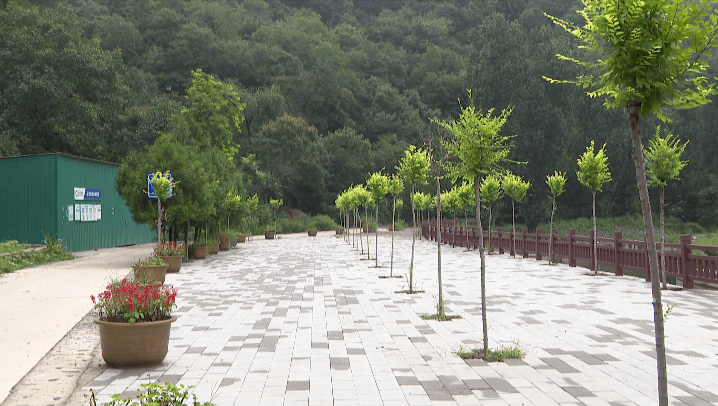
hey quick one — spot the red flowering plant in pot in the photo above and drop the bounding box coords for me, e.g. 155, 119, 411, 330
215, 233, 231, 251
91, 279, 178, 368
153, 242, 185, 273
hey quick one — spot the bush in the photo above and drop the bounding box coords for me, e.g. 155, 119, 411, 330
313, 215, 337, 230
0, 237, 74, 275
277, 215, 338, 233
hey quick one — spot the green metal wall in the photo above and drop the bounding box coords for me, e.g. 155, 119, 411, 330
0, 154, 155, 252
0, 155, 59, 245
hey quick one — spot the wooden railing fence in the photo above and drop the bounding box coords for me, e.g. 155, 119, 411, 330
421, 219, 718, 289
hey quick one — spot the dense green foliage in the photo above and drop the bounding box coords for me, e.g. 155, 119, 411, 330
3, 0, 718, 229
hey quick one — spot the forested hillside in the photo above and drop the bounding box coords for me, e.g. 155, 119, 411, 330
2, 0, 717, 228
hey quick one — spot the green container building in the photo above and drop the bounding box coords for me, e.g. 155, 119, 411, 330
0, 153, 155, 252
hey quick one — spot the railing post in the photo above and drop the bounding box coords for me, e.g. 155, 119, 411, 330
680, 234, 693, 289
568, 228, 576, 267
614, 231, 623, 276
522, 227, 529, 258
536, 228, 542, 261
498, 227, 504, 255
589, 229, 595, 272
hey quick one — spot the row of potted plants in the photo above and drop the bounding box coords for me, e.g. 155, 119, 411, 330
187, 233, 245, 259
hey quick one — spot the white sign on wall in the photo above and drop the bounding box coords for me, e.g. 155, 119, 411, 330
74, 187, 85, 200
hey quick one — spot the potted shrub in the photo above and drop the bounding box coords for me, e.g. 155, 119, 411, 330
307, 228, 318, 237
91, 279, 178, 368
237, 234, 247, 243
132, 257, 167, 284
335, 226, 344, 235
216, 233, 231, 251
207, 237, 221, 254
153, 242, 184, 273
264, 226, 276, 240
187, 241, 207, 260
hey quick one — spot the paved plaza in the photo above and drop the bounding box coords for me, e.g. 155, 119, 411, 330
8, 230, 718, 405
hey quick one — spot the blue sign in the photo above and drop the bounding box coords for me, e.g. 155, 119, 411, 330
74, 187, 101, 200
147, 173, 173, 199
85, 188, 101, 199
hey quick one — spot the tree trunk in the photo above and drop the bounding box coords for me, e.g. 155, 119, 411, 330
436, 176, 444, 317
157, 198, 162, 245
488, 205, 493, 254
452, 211, 456, 248
661, 186, 666, 289
365, 206, 370, 260
464, 210, 470, 251
627, 100, 668, 406
593, 190, 598, 275
548, 195, 556, 265
375, 202, 379, 267
511, 199, 516, 258
410, 182, 416, 293
391, 196, 396, 277
474, 174, 488, 359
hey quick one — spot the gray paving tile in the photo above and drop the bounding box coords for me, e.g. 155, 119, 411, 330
76, 232, 718, 406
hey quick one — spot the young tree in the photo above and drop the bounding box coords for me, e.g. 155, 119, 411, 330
268, 198, 283, 232
362, 189, 374, 260
387, 175, 405, 277
502, 173, 531, 257
545, 3, 718, 401
246, 194, 259, 239
181, 69, 246, 162
457, 180, 476, 250
414, 191, 431, 241
149, 171, 175, 244
397, 146, 430, 293
435, 90, 516, 357
442, 187, 460, 248
645, 127, 689, 289
366, 171, 390, 268
576, 141, 611, 274
546, 171, 567, 264
479, 175, 501, 254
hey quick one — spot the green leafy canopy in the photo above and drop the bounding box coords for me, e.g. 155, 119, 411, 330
396, 145, 430, 185
577, 140, 612, 192
546, 171, 567, 197
503, 173, 531, 203
435, 90, 517, 181
544, 0, 718, 122
645, 126, 689, 187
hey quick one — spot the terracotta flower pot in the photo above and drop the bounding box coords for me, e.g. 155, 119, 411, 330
209, 242, 220, 254
158, 255, 182, 273
237, 235, 246, 243
132, 264, 168, 284
308, 230, 317, 236
188, 245, 206, 259
95, 317, 176, 368
219, 240, 230, 251
230, 237, 238, 246
264, 231, 276, 239
335, 228, 344, 235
